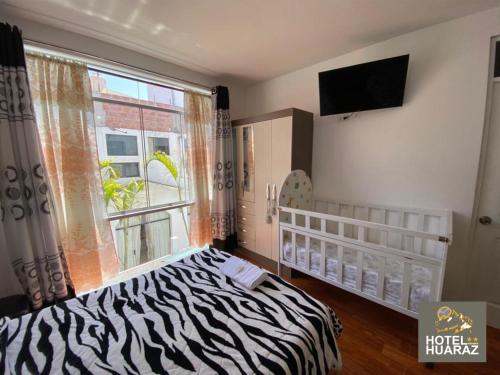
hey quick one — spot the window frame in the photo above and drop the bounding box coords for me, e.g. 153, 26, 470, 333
111, 162, 141, 178
148, 136, 170, 155
89, 68, 193, 219
105, 133, 139, 156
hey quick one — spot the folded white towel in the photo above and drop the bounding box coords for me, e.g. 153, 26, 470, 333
220, 256, 268, 290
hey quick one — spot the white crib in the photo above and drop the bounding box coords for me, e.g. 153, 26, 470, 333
278, 198, 452, 318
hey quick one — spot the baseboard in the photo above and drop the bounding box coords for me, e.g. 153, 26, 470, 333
487, 302, 500, 329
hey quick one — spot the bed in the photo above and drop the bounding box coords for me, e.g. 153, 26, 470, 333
0, 248, 342, 374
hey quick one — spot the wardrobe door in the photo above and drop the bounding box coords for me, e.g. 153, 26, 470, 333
253, 121, 272, 258
271, 116, 293, 261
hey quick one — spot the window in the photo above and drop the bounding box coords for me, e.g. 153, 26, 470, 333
106, 134, 138, 156
148, 137, 170, 155
112, 162, 140, 178
90, 69, 189, 210
89, 69, 191, 271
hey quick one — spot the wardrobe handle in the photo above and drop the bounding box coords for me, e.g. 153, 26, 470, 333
272, 184, 277, 215
265, 183, 272, 224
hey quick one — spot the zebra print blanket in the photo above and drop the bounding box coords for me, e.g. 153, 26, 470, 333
0, 248, 342, 374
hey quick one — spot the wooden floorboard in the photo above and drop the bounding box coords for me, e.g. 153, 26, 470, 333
234, 248, 500, 374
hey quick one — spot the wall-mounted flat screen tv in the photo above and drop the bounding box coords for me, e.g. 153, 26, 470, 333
319, 54, 409, 116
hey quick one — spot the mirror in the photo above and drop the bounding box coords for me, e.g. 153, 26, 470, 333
242, 126, 254, 195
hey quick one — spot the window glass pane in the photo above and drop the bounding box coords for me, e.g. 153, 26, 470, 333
90, 70, 143, 101
140, 81, 184, 108
90, 70, 184, 109
94, 101, 141, 129
106, 134, 138, 156
143, 107, 189, 207
111, 211, 172, 271
94, 103, 147, 213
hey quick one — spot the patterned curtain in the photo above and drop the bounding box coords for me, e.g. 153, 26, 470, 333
0, 24, 74, 309
185, 91, 213, 247
210, 86, 237, 251
27, 53, 120, 293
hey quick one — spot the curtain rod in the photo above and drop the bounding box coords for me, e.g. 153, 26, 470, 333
24, 38, 212, 95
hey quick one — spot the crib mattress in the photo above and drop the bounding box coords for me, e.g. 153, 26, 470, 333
283, 242, 430, 312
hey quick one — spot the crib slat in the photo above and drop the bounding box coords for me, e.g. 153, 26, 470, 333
358, 226, 366, 242
414, 214, 425, 254
430, 265, 440, 301
338, 222, 344, 237
337, 246, 344, 283
305, 215, 310, 229
380, 231, 388, 247
398, 210, 405, 250
404, 236, 414, 252
377, 257, 386, 298
292, 232, 297, 264
291, 212, 296, 226
320, 241, 326, 277
321, 218, 326, 233
328, 203, 339, 234
305, 235, 311, 271
356, 251, 363, 290
401, 262, 412, 309
347, 205, 355, 237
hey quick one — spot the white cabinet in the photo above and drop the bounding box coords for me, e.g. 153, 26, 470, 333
233, 109, 313, 261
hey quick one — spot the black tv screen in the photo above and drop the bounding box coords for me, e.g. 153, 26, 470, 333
319, 54, 409, 116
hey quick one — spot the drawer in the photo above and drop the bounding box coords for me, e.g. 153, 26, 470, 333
237, 200, 255, 216
237, 225, 255, 239
237, 214, 255, 228
237, 234, 255, 251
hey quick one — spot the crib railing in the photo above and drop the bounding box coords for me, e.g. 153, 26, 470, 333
278, 205, 452, 317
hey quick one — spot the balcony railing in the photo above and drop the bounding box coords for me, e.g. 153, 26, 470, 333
107, 201, 194, 271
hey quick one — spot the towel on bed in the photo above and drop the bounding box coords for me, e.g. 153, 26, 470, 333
220, 256, 268, 289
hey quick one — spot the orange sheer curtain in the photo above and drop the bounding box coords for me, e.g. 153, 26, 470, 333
27, 53, 119, 292
185, 91, 213, 247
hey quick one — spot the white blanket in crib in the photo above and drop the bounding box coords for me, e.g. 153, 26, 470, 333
283, 242, 430, 312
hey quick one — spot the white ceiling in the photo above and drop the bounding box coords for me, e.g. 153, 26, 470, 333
2, 0, 500, 83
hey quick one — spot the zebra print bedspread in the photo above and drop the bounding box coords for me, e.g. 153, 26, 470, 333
0, 248, 342, 374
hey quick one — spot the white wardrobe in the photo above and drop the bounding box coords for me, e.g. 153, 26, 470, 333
232, 108, 313, 261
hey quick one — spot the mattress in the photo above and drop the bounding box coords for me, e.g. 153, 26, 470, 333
0, 248, 342, 374
283, 241, 431, 312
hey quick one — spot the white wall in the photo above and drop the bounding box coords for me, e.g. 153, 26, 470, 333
244, 7, 500, 300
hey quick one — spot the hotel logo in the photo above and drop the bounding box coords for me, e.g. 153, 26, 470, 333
418, 302, 486, 362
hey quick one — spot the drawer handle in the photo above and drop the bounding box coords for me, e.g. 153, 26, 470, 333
239, 240, 247, 245
241, 217, 247, 221
240, 229, 247, 233
241, 205, 246, 209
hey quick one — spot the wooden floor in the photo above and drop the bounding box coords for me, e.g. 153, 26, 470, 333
234, 249, 500, 375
